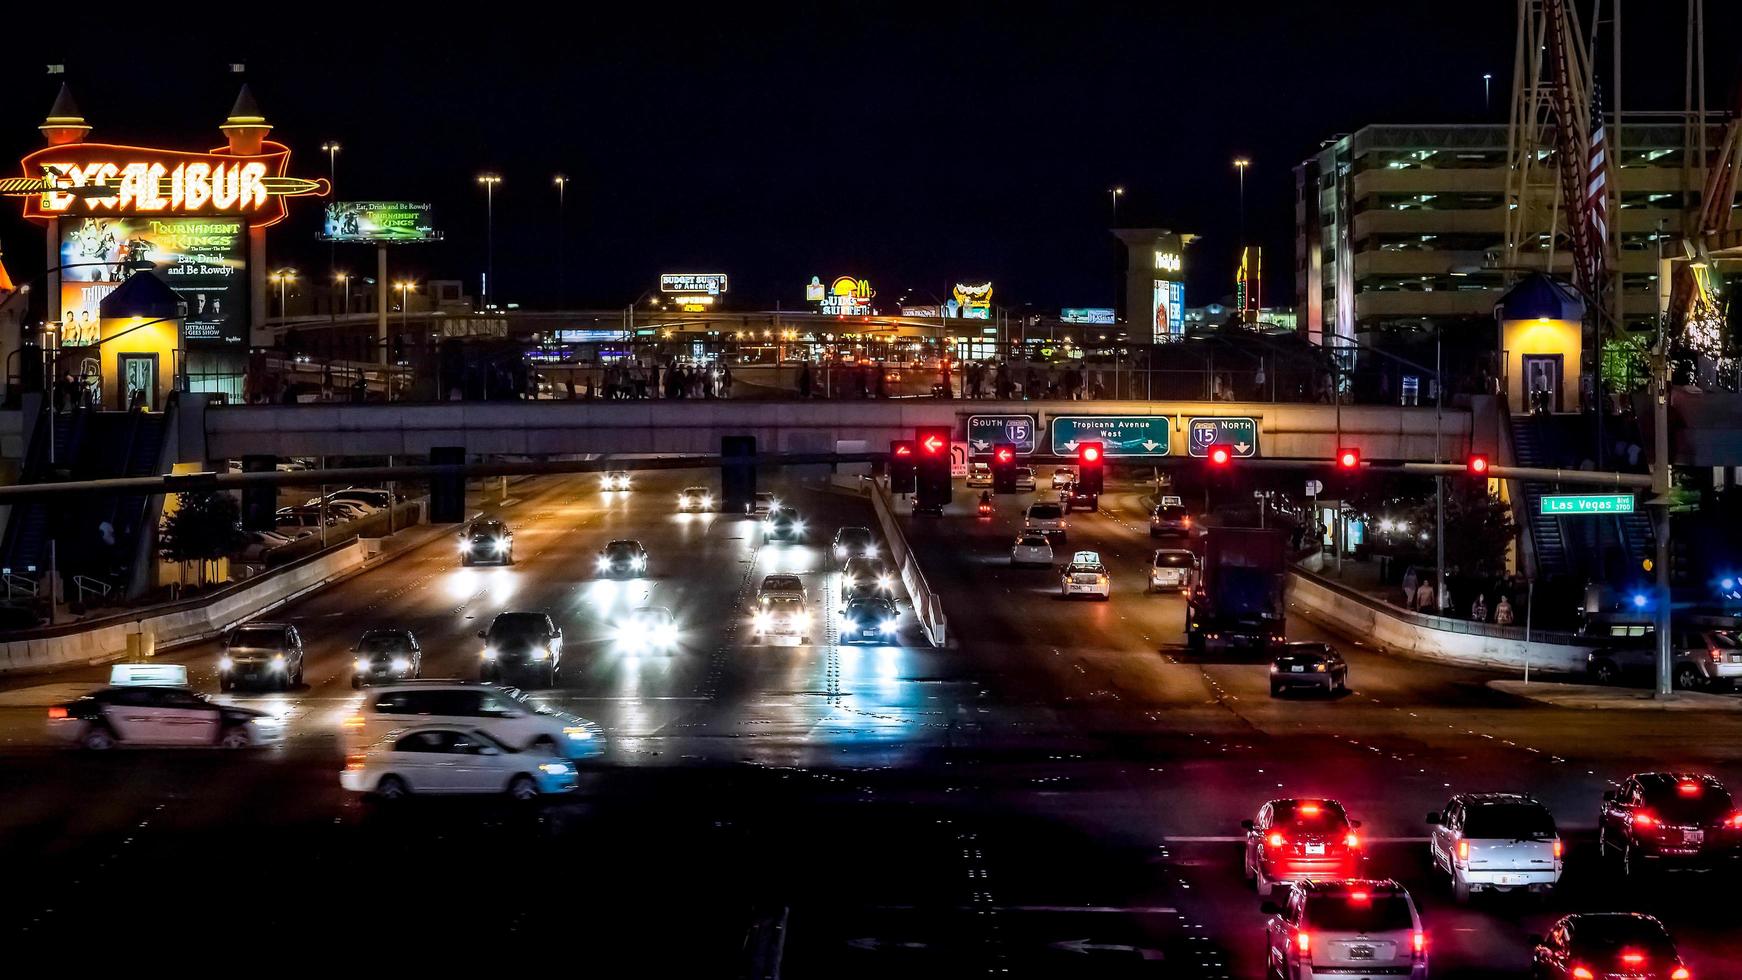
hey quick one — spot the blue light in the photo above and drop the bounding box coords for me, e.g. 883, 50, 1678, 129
1632, 593, 1648, 608
1723, 578, 1736, 591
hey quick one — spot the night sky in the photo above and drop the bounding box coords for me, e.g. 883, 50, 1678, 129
2, 3, 1737, 316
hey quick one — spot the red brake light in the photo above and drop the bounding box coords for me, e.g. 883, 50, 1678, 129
1571, 968, 1594, 980
1621, 951, 1646, 967
1181, 516, 1191, 527
1633, 810, 1657, 829
1349, 890, 1369, 903
1725, 811, 1742, 829
1267, 832, 1287, 848
1413, 931, 1426, 956
1678, 781, 1702, 796
1298, 802, 1321, 816
1345, 833, 1361, 848
47, 706, 68, 720
1296, 931, 1310, 955
1671, 966, 1692, 980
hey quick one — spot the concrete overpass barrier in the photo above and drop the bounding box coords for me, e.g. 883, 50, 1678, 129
830, 474, 947, 647
1286, 561, 1592, 674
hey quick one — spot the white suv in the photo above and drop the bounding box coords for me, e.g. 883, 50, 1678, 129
1023, 501, 1068, 541
1263, 879, 1428, 980
344, 682, 604, 761
1426, 793, 1562, 902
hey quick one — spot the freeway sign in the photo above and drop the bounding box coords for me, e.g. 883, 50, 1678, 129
1050, 416, 1171, 458
1540, 493, 1636, 515
1187, 417, 1259, 458
967, 414, 1038, 456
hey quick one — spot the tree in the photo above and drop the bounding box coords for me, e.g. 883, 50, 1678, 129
159, 491, 246, 587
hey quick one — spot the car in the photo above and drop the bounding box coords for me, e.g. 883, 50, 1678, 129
758, 573, 807, 604
749, 491, 779, 517
966, 461, 993, 488
459, 519, 514, 566
752, 594, 811, 643
351, 628, 422, 688
841, 557, 897, 602
217, 622, 305, 691
1599, 771, 1742, 877
327, 500, 375, 522
1262, 879, 1428, 980
1427, 793, 1562, 902
1024, 501, 1068, 540
839, 596, 900, 643
1014, 466, 1036, 491
345, 681, 603, 759
308, 488, 392, 512
1060, 551, 1111, 599
833, 526, 877, 562
1149, 548, 1196, 592
600, 470, 632, 492
1243, 798, 1365, 896
1270, 642, 1349, 696
615, 606, 680, 653
1051, 466, 1078, 490
341, 725, 577, 801
764, 507, 804, 541
1011, 533, 1054, 568
1150, 504, 1194, 537
1531, 913, 1691, 980
595, 539, 649, 579
676, 486, 714, 512
1587, 625, 1742, 690
275, 505, 335, 530
478, 611, 564, 687
1060, 482, 1098, 512
47, 686, 280, 750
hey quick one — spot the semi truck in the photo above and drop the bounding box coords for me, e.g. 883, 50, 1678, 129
1185, 527, 1287, 651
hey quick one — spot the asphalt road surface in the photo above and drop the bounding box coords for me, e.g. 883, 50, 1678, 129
3, 469, 1741, 977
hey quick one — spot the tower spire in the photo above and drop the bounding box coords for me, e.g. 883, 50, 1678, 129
39, 83, 91, 145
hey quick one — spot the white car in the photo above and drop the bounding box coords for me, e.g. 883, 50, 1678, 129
677, 486, 714, 512
749, 491, 779, 517
1060, 551, 1111, 599
752, 595, 811, 643
1014, 466, 1036, 491
1149, 549, 1196, 592
1263, 879, 1428, 980
344, 682, 605, 761
1427, 793, 1562, 902
1011, 533, 1054, 568
600, 470, 632, 492
1024, 501, 1068, 541
966, 462, 993, 488
615, 606, 680, 654
1051, 466, 1078, 490
47, 686, 281, 749
340, 725, 577, 801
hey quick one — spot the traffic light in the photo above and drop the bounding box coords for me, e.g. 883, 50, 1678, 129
1208, 445, 1232, 467
914, 425, 952, 514
991, 443, 1017, 493
889, 440, 916, 494
1336, 447, 1360, 470
1467, 454, 1490, 476
721, 435, 756, 513
429, 446, 467, 523
1077, 442, 1105, 496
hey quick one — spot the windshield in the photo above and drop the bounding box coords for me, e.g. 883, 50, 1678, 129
229, 628, 285, 648
1305, 895, 1414, 932
357, 633, 410, 653
1641, 781, 1734, 822
489, 613, 550, 638
1704, 630, 1740, 649
1029, 504, 1063, 520
765, 598, 804, 615
1462, 802, 1557, 838
1154, 552, 1193, 568
606, 542, 638, 557
1572, 919, 1676, 960
847, 600, 890, 618
471, 522, 504, 538
1273, 800, 1349, 831
762, 576, 802, 593
1157, 506, 1189, 519
839, 529, 871, 545
1019, 536, 1050, 548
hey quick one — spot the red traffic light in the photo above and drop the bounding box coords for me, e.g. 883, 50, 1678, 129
921, 434, 946, 455
994, 446, 1014, 464
1209, 445, 1232, 466
894, 444, 913, 457
1337, 448, 1360, 470
1468, 454, 1490, 475
1080, 445, 1101, 463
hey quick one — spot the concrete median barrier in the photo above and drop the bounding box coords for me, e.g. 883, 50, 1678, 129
828, 474, 947, 647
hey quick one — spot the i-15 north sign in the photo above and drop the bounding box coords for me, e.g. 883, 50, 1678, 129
967, 415, 1037, 455
1187, 417, 1259, 458
1049, 416, 1171, 458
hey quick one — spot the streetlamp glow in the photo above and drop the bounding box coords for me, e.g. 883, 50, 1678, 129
1109, 185, 1124, 225
270, 268, 298, 318
477, 173, 502, 307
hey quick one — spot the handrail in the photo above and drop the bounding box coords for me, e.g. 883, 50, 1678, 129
1290, 560, 1585, 645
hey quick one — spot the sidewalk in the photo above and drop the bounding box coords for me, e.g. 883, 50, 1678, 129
1490, 679, 1742, 711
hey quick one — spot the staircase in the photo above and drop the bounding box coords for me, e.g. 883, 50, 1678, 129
1509, 414, 1655, 584
1510, 416, 1570, 578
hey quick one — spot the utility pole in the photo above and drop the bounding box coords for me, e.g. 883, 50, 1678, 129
1651, 325, 1674, 696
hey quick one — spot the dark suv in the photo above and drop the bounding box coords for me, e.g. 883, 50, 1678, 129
1587, 624, 1742, 690
1531, 912, 1690, 980
459, 519, 514, 566
478, 612, 563, 687
1600, 772, 1742, 877
219, 622, 305, 691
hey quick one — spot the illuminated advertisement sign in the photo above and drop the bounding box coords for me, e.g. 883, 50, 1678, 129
660, 273, 728, 295
900, 305, 941, 318
952, 281, 993, 320
671, 294, 717, 312
12, 142, 323, 227
59, 215, 246, 347
1151, 280, 1185, 343
819, 276, 874, 315
322, 201, 440, 242
805, 276, 825, 302
1061, 307, 1116, 324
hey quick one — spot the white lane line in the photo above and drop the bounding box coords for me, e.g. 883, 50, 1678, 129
1164, 835, 1430, 844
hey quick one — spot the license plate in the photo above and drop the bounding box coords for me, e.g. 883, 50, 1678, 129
1730, 654, 1741, 663
862, 630, 878, 637
1683, 830, 1704, 845
1291, 665, 1305, 672
1348, 945, 1374, 960
1305, 843, 1326, 855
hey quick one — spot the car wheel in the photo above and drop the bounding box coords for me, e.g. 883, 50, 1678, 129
1269, 683, 1283, 697
1242, 847, 1256, 884
1592, 659, 1619, 685
1451, 874, 1471, 904
1674, 664, 1702, 690
351, 676, 361, 690
81, 726, 117, 751
1255, 869, 1274, 898
375, 775, 409, 801
219, 727, 251, 749
507, 775, 539, 801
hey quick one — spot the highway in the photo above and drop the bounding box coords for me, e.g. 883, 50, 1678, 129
1, 468, 1740, 976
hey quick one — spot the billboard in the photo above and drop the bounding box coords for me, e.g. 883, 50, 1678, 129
1061, 307, 1115, 324
819, 276, 873, 315
59, 215, 246, 347
952, 281, 993, 319
660, 273, 728, 295
323, 201, 440, 242
901, 305, 942, 317
805, 276, 825, 302
1151, 280, 1184, 343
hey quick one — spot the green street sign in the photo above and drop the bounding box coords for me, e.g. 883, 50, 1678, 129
1050, 415, 1171, 457
1540, 493, 1636, 515
1187, 416, 1259, 457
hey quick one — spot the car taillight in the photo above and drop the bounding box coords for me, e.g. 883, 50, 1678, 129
1553, 838, 1563, 859
1267, 832, 1287, 848
1671, 965, 1691, 980
344, 752, 366, 772
1620, 950, 1646, 968
1571, 967, 1594, 980
342, 713, 364, 730
1711, 647, 1724, 662
46, 706, 68, 720
1345, 833, 1361, 848
1456, 839, 1469, 861
1296, 931, 1311, 956
1725, 811, 1742, 830
1412, 931, 1426, 958
1632, 810, 1657, 829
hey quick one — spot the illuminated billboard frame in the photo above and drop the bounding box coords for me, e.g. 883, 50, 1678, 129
661, 273, 728, 295
322, 201, 440, 242
12, 140, 325, 228
59, 215, 247, 347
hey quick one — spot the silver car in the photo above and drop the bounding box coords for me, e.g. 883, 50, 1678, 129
1263, 879, 1428, 980
1427, 793, 1561, 902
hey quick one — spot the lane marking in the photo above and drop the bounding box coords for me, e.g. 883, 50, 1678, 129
1164, 835, 1429, 844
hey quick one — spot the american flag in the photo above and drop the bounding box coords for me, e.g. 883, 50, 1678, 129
1586, 113, 1610, 276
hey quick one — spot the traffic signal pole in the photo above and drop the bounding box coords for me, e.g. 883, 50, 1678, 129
1652, 338, 1674, 697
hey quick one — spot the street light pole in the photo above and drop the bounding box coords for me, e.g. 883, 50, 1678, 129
1109, 186, 1123, 226
1483, 74, 1493, 112
477, 174, 501, 308
321, 141, 339, 313
553, 174, 568, 309
1651, 323, 1674, 696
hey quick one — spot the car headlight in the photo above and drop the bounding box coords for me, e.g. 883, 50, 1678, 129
633, 556, 646, 568
835, 545, 847, 558
563, 726, 594, 740
881, 619, 899, 633
877, 575, 893, 591
701, 495, 713, 507
390, 657, 411, 672
494, 538, 507, 553
657, 623, 678, 644
596, 556, 610, 569
270, 654, 286, 671
218, 656, 233, 672
793, 521, 806, 534
355, 657, 369, 672
482, 647, 498, 660
752, 612, 770, 632
795, 612, 811, 628
531, 646, 552, 660
538, 762, 571, 776
458, 539, 471, 553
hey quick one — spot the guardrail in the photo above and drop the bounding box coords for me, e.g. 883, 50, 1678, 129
828, 474, 948, 647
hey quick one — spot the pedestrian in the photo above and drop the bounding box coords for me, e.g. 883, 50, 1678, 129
720, 362, 734, 399
798, 363, 813, 399
1025, 367, 1039, 399
1471, 594, 1488, 623
1401, 567, 1419, 610
1415, 578, 1435, 615
1494, 595, 1515, 625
